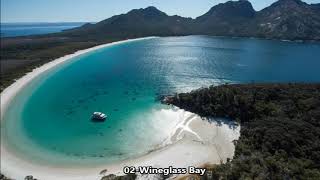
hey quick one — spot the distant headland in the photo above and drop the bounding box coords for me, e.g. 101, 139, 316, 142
1, 0, 320, 91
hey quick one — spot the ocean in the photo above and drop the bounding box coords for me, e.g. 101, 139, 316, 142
0, 22, 86, 37
2, 36, 320, 165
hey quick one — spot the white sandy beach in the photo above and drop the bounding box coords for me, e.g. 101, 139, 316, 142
0, 37, 240, 180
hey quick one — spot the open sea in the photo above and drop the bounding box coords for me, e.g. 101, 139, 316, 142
0, 22, 86, 37
2, 36, 320, 166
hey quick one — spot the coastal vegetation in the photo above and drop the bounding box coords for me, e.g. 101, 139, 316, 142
1, 1, 320, 179
165, 83, 320, 179
1, 0, 320, 91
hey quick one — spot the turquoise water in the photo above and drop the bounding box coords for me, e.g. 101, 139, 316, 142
2, 36, 320, 165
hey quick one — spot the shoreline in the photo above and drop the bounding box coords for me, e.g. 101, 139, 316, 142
0, 36, 157, 120
0, 37, 240, 180
164, 84, 320, 179
1, 108, 240, 180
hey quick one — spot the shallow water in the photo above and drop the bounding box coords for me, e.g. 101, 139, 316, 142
2, 36, 320, 165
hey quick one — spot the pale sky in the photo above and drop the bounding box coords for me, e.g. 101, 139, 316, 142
1, 0, 319, 23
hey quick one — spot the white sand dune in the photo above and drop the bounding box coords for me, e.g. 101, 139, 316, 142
0, 37, 240, 180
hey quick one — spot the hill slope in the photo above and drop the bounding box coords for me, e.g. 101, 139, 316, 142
194, 0, 256, 36
1, 0, 320, 91
251, 0, 320, 40
63, 6, 194, 38
63, 0, 320, 40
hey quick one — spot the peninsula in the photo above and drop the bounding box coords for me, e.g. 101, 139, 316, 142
164, 83, 320, 179
1, 0, 320, 91
1, 1, 320, 180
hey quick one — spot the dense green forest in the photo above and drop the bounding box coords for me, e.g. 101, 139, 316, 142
165, 83, 320, 179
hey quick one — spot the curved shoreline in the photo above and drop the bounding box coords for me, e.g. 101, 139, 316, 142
0, 37, 157, 120
1, 109, 240, 180
0, 37, 240, 180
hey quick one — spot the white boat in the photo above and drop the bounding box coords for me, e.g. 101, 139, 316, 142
91, 112, 107, 122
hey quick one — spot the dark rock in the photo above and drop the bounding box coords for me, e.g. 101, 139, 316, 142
101, 174, 136, 180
